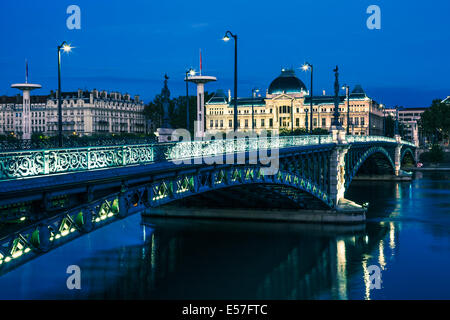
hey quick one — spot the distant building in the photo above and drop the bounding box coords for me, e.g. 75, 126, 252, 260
0, 89, 146, 137
205, 68, 385, 136
385, 106, 427, 146
0, 94, 48, 136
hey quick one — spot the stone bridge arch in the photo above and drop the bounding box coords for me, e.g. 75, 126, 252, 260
125, 165, 334, 214
401, 147, 416, 166
344, 146, 395, 189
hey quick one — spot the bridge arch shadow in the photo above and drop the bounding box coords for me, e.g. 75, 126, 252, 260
167, 183, 330, 211
401, 148, 415, 167
345, 147, 395, 189
145, 166, 333, 212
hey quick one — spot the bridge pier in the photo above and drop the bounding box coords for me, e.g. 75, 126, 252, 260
328, 144, 349, 208
329, 128, 366, 216
118, 183, 129, 218
394, 135, 402, 176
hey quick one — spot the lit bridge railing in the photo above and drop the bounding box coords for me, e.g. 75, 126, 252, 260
0, 134, 411, 180
346, 135, 416, 148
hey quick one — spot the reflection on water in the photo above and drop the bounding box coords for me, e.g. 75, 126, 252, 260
0, 172, 449, 299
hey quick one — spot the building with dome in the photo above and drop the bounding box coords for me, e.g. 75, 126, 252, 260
205, 68, 385, 136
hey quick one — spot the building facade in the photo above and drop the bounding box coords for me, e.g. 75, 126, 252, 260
0, 94, 47, 137
0, 89, 146, 137
385, 106, 427, 146
205, 68, 385, 136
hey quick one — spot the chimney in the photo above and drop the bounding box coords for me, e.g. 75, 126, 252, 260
323, 89, 326, 96
228, 89, 231, 103
78, 89, 82, 98
134, 95, 140, 103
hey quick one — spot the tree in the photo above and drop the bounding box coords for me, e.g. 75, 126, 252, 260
420, 144, 445, 164
384, 114, 406, 138
311, 128, 329, 135
279, 128, 308, 136
419, 99, 450, 144
145, 91, 214, 137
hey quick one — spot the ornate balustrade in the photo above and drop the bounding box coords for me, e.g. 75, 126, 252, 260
346, 135, 415, 147
0, 134, 413, 180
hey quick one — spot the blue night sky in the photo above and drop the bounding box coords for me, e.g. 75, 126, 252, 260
0, 0, 449, 108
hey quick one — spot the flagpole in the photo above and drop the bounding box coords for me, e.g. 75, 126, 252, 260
25, 59, 28, 83
199, 48, 202, 76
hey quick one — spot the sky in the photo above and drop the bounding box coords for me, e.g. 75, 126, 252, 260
0, 0, 449, 108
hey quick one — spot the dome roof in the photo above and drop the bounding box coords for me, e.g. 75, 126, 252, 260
268, 69, 307, 95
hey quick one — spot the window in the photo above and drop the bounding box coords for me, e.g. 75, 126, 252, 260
210, 120, 213, 128
296, 118, 299, 127
215, 120, 218, 127
229, 119, 232, 128
313, 118, 317, 126
245, 119, 248, 127
220, 120, 223, 127
322, 118, 326, 127
269, 119, 273, 127
361, 117, 365, 126
261, 119, 265, 127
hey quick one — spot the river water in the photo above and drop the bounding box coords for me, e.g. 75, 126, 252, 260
0, 171, 449, 300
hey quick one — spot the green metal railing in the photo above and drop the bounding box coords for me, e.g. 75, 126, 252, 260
0, 134, 411, 180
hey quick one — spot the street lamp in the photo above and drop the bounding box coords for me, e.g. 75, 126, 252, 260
185, 68, 196, 132
251, 88, 259, 130
222, 31, 238, 132
302, 62, 313, 133
342, 85, 350, 134
395, 105, 399, 136
305, 108, 309, 132
331, 66, 341, 127
57, 41, 73, 147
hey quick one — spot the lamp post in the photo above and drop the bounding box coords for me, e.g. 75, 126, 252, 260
302, 62, 313, 133
305, 108, 309, 133
331, 66, 341, 127
185, 68, 195, 132
251, 88, 259, 131
223, 31, 238, 132
342, 85, 350, 134
57, 41, 73, 147
395, 105, 399, 136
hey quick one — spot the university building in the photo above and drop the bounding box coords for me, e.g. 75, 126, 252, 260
0, 89, 146, 137
205, 68, 385, 136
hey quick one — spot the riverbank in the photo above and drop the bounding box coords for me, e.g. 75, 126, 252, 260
142, 204, 367, 224
407, 167, 450, 171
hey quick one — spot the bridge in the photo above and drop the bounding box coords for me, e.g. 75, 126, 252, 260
0, 131, 416, 274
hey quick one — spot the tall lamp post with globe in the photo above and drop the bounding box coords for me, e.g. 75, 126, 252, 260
57, 41, 73, 147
